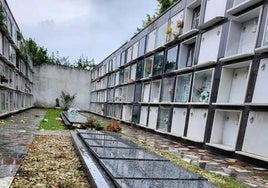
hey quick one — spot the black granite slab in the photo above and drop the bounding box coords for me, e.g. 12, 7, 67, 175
75, 129, 218, 188
100, 159, 205, 179
90, 147, 169, 161
115, 179, 217, 188
84, 139, 140, 148
77, 129, 118, 136
80, 133, 119, 141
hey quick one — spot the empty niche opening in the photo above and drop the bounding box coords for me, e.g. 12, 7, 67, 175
197, 26, 222, 65
208, 110, 242, 151
183, 0, 202, 33
225, 7, 262, 58
178, 37, 196, 68
216, 61, 251, 104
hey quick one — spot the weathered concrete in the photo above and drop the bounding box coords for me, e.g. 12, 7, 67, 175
33, 64, 91, 111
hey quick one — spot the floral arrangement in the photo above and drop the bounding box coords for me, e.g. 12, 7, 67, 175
168, 86, 173, 93
168, 86, 173, 101
196, 85, 209, 103
0, 74, 8, 84
177, 19, 184, 28
166, 26, 172, 35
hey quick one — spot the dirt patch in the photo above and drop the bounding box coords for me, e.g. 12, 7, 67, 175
11, 135, 91, 188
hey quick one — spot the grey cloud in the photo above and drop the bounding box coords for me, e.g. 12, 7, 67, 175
7, 0, 158, 63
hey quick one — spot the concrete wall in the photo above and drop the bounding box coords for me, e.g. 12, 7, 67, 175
33, 64, 90, 111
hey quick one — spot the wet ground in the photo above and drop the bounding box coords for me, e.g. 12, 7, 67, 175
0, 109, 46, 188
88, 114, 268, 188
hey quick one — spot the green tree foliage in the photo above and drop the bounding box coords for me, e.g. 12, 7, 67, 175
25, 38, 95, 69
137, 14, 158, 32
0, 5, 8, 34
157, 0, 173, 14
25, 38, 50, 65
75, 56, 96, 70
137, 0, 180, 31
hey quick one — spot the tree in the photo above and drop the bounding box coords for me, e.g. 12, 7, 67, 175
157, 0, 173, 14
75, 56, 96, 70
137, 0, 180, 31
25, 38, 51, 65
25, 39, 95, 68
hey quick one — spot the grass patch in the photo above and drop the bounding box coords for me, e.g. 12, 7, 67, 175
39, 109, 66, 130
135, 140, 247, 188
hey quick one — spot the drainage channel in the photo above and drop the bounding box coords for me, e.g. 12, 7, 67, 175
72, 129, 218, 188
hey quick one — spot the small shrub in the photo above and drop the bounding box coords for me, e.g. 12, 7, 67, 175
89, 117, 96, 127
95, 121, 107, 130
81, 116, 108, 130
60, 91, 76, 110
105, 120, 121, 133
81, 117, 96, 129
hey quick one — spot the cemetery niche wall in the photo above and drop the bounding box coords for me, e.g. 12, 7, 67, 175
0, 0, 34, 117
90, 0, 268, 163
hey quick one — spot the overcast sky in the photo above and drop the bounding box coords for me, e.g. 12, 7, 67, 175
7, 0, 158, 64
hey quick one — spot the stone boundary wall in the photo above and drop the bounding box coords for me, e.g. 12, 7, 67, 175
33, 64, 90, 111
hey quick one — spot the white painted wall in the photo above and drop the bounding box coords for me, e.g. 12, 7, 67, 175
33, 64, 91, 111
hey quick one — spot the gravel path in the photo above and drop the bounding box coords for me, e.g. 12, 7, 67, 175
10, 135, 91, 188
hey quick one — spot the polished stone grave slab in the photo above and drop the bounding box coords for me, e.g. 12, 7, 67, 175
89, 147, 168, 161
84, 139, 140, 148
115, 179, 216, 188
61, 111, 87, 127
77, 129, 106, 134
100, 159, 205, 179
80, 133, 118, 141
74, 130, 218, 188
